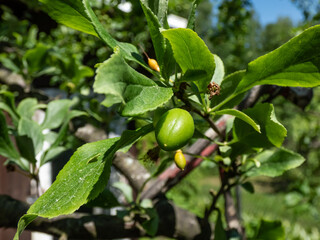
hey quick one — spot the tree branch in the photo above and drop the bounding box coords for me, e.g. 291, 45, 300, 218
113, 152, 151, 192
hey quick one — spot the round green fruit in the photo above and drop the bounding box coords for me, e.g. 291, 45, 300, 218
155, 108, 194, 151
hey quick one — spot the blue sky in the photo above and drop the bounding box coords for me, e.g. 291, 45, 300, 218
251, 0, 304, 25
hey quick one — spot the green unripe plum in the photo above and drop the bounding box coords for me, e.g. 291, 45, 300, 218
155, 108, 194, 151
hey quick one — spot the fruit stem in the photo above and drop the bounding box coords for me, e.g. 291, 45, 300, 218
138, 44, 150, 59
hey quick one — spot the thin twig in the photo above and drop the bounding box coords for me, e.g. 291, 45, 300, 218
204, 179, 226, 221
203, 113, 224, 139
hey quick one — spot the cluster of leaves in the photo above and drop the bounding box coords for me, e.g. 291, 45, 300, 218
0, 0, 318, 239
0, 6, 95, 91
0, 91, 85, 173
271, 88, 320, 221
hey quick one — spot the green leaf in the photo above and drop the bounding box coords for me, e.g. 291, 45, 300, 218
140, 1, 165, 68
219, 145, 232, 157
211, 54, 225, 85
0, 91, 19, 126
140, 1, 174, 79
93, 52, 173, 116
235, 25, 320, 94
40, 110, 87, 166
17, 98, 45, 120
41, 146, 66, 165
41, 99, 72, 130
0, 102, 19, 126
117, 42, 145, 64
187, 0, 201, 30
246, 148, 305, 177
82, 0, 116, 45
0, 54, 20, 73
233, 103, 287, 148
161, 42, 176, 80
214, 210, 227, 240
23, 43, 49, 74
14, 214, 38, 240
16, 136, 36, 164
86, 188, 120, 209
14, 123, 154, 238
141, 208, 159, 236
255, 219, 285, 240
182, 69, 207, 83
18, 117, 44, 155
141, 0, 169, 27
228, 142, 254, 160
40, 0, 143, 65
38, 0, 98, 36
82, 0, 142, 64
157, 0, 169, 27
112, 182, 133, 202
50, 110, 86, 149
27, 138, 119, 218
241, 182, 255, 194
215, 109, 260, 133
72, 65, 94, 84
117, 124, 154, 152
0, 111, 21, 165
162, 28, 215, 92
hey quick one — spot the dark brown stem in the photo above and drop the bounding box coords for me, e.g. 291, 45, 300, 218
204, 176, 226, 221
192, 107, 224, 139
203, 114, 224, 139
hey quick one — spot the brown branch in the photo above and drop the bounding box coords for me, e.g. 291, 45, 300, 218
224, 191, 244, 237
192, 107, 224, 139
113, 152, 151, 192
204, 178, 226, 221
237, 85, 264, 110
